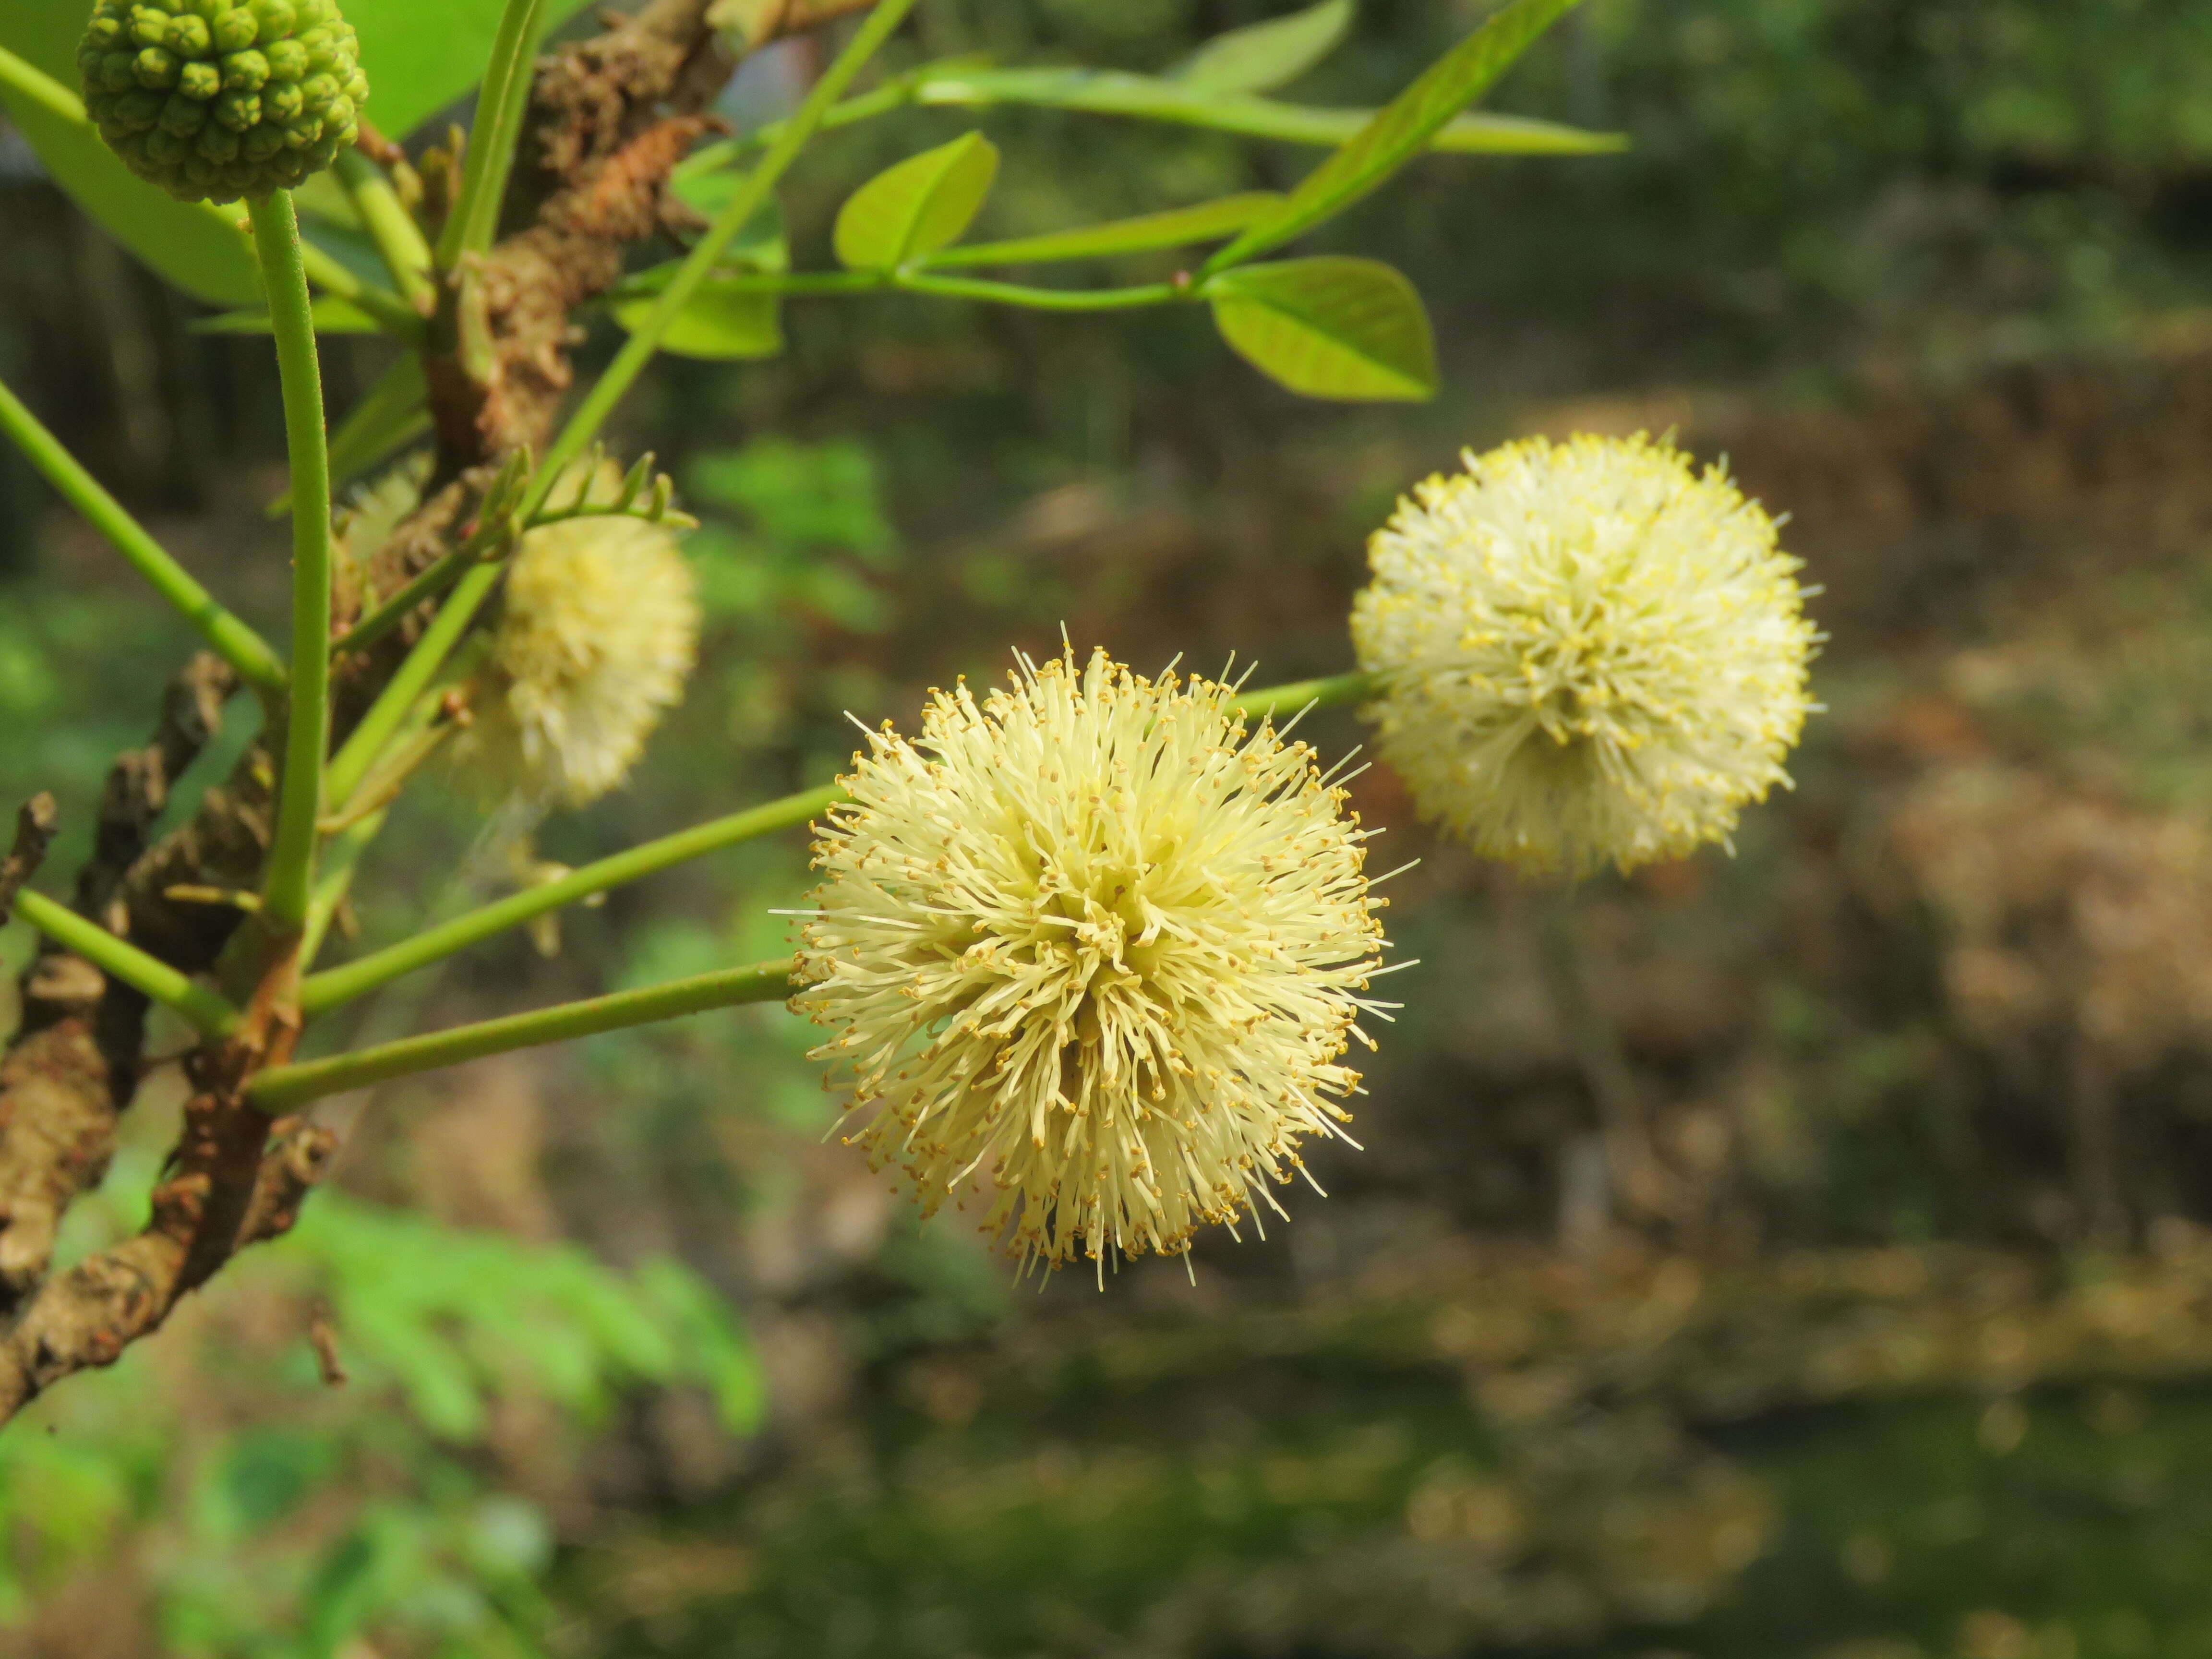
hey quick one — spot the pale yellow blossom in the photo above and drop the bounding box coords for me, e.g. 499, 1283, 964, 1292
1350, 433, 1818, 874
793, 649, 1390, 1272
453, 513, 699, 809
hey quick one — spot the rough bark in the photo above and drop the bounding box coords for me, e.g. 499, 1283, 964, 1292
0, 657, 240, 1319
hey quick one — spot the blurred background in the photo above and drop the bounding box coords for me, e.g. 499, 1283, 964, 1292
7, 0, 2212, 1653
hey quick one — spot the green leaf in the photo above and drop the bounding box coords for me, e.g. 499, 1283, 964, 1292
1204, 257, 1437, 402
327, 354, 432, 488
635, 1257, 767, 1433
912, 65, 1622, 156
833, 132, 1002, 271
1171, 0, 1354, 95
192, 298, 385, 335
1207, 0, 1587, 272
0, 2, 80, 86
922, 192, 1282, 268
612, 282, 785, 361
0, 39, 260, 306
345, 0, 596, 141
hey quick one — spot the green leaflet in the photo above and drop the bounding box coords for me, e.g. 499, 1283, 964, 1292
1204, 257, 1438, 403
912, 65, 1623, 156
1170, 0, 1354, 96
613, 283, 786, 361
834, 132, 1003, 271
1206, 0, 1589, 272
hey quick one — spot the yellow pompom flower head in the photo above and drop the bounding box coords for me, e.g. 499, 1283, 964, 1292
1350, 433, 1819, 876
793, 648, 1392, 1275
450, 490, 701, 812
81, 0, 368, 204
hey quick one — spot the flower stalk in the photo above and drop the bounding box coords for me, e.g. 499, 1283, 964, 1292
1234, 670, 1373, 722
300, 783, 841, 1013
251, 189, 336, 934
253, 959, 796, 1109
435, 0, 546, 266
0, 376, 287, 695
295, 669, 1366, 1015
334, 150, 434, 310
12, 890, 243, 1037
324, 565, 499, 809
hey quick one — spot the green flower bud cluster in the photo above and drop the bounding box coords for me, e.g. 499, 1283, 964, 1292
79, 0, 368, 204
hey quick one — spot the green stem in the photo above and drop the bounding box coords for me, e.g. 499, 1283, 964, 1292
436, 0, 545, 266
531, 0, 925, 511
474, 0, 550, 253
301, 783, 840, 1014
1233, 670, 1374, 722
898, 273, 1180, 310
324, 563, 500, 807
12, 890, 242, 1037
0, 42, 79, 123
250, 191, 334, 935
620, 269, 1183, 313
300, 809, 386, 971
334, 150, 435, 309
256, 959, 796, 1108
321, 717, 452, 834
0, 375, 286, 693
294, 666, 1368, 1016
333, 543, 476, 657
675, 68, 926, 174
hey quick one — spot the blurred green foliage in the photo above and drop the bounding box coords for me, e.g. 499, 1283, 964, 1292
0, 1125, 762, 1657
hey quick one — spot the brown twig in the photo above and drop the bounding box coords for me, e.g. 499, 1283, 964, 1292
0, 660, 242, 1322
0, 1101, 337, 1422
433, 0, 742, 463
0, 796, 58, 918
308, 1298, 348, 1387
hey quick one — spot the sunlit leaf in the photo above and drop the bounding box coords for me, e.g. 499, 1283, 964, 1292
192, 299, 385, 335
345, 0, 596, 140
833, 132, 1001, 271
0, 33, 260, 305
1205, 257, 1437, 402
913, 65, 1622, 156
1171, 0, 1354, 95
1207, 0, 1587, 271
612, 282, 785, 361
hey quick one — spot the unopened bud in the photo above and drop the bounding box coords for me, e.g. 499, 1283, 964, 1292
82, 0, 366, 203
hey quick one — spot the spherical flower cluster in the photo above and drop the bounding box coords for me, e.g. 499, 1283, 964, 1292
1349, 433, 1818, 876
451, 513, 700, 810
793, 649, 1390, 1273
81, 0, 367, 204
